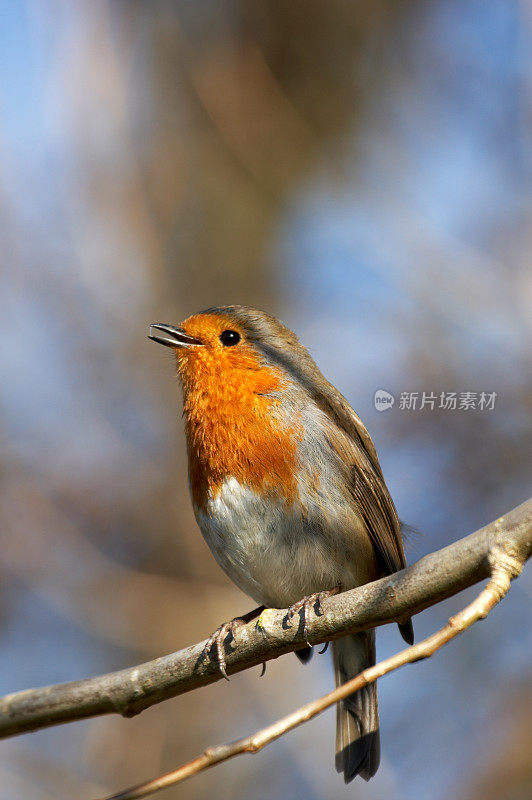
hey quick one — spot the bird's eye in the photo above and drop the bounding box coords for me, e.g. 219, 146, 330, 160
219, 329, 241, 347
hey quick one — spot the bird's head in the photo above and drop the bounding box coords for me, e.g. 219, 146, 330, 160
149, 306, 323, 401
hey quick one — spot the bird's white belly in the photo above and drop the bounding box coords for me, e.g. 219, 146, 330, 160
194, 476, 371, 608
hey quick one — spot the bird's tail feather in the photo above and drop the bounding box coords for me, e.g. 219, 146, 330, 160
333, 631, 380, 782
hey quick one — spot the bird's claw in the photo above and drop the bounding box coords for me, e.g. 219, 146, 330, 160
204, 619, 242, 680
255, 610, 273, 676
285, 586, 340, 646
204, 605, 266, 680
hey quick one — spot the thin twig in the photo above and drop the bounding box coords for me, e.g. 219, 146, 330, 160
1, 498, 530, 741
97, 544, 524, 800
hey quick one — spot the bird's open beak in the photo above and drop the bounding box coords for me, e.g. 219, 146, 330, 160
148, 323, 203, 348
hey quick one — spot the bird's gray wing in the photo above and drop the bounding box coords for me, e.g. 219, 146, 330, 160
321, 389, 414, 645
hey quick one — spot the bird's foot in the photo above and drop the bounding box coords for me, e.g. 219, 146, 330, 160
285, 586, 340, 646
204, 619, 241, 681
204, 605, 265, 681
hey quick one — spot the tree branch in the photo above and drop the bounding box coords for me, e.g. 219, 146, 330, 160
98, 542, 525, 800
0, 499, 530, 741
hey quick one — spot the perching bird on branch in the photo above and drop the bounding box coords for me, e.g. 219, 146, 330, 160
149, 306, 413, 783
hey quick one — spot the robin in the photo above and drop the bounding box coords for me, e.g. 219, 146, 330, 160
149, 306, 413, 783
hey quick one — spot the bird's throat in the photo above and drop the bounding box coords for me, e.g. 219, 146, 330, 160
182, 367, 302, 511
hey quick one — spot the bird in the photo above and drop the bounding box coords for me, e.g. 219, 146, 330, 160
149, 306, 413, 783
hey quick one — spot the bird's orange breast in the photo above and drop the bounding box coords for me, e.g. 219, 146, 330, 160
179, 348, 302, 511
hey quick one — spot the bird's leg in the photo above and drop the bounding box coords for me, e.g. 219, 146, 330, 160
286, 586, 340, 646
204, 605, 265, 680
